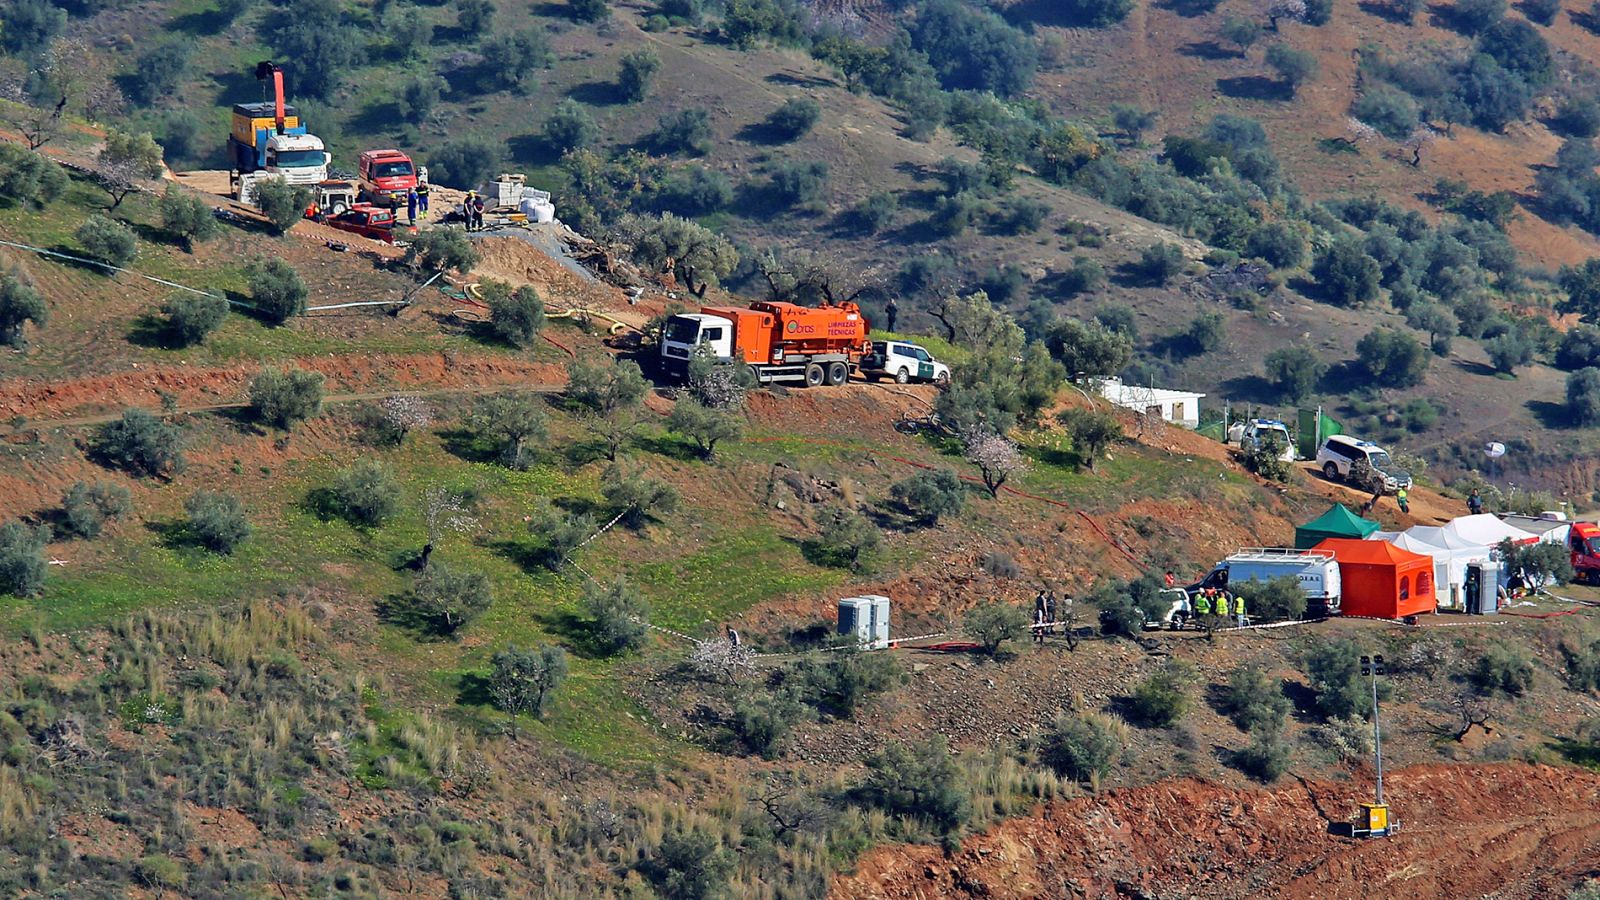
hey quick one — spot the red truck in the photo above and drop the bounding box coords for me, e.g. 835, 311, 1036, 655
1570, 521, 1600, 583
658, 301, 870, 386
357, 149, 419, 207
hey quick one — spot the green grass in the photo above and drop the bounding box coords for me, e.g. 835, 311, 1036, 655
621, 522, 847, 631
4, 407, 847, 766
1016, 434, 1251, 512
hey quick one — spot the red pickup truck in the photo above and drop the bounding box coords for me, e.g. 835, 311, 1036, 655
320, 204, 411, 244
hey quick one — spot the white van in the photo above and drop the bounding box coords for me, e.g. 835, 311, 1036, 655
1188, 548, 1342, 616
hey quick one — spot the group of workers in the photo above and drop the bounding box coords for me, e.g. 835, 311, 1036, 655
403, 181, 432, 226
1030, 590, 1072, 642
1186, 586, 1248, 629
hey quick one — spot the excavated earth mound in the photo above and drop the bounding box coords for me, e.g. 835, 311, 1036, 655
834, 763, 1600, 899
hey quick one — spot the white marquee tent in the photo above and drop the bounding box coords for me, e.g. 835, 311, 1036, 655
1440, 514, 1539, 548
1376, 527, 1495, 610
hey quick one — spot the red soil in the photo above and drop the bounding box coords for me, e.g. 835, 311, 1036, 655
834, 763, 1600, 899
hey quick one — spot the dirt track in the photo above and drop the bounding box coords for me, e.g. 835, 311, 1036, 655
833, 763, 1600, 899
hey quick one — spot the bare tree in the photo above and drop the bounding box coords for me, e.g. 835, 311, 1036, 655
750, 774, 834, 841
961, 425, 1028, 498
1265, 0, 1307, 29
689, 637, 755, 683
381, 395, 433, 440
1447, 690, 1493, 741
0, 39, 95, 151
418, 486, 478, 568
1339, 117, 1380, 147
1399, 128, 1437, 168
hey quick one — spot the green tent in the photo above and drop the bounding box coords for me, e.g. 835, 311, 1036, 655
1294, 503, 1380, 549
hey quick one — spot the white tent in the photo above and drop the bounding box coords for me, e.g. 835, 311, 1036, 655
1377, 527, 1494, 611
1440, 514, 1538, 548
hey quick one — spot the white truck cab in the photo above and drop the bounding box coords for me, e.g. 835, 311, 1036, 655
1228, 418, 1296, 462
661, 313, 735, 363
263, 133, 331, 185
862, 340, 950, 384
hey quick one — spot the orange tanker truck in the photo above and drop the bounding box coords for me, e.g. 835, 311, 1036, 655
659, 300, 871, 386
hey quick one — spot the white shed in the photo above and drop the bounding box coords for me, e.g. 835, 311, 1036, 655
1097, 378, 1206, 429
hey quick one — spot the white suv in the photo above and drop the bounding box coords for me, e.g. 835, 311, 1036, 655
1315, 435, 1412, 493
862, 341, 950, 384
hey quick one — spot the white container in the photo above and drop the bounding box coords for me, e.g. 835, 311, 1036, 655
837, 595, 891, 649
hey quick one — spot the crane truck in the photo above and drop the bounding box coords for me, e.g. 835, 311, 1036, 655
229, 61, 330, 201
659, 300, 870, 386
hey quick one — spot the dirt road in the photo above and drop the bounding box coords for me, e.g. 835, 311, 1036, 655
834, 763, 1600, 899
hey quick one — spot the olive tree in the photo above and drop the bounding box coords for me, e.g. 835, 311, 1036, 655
617, 213, 739, 298
248, 366, 325, 430
489, 643, 568, 719
0, 264, 47, 348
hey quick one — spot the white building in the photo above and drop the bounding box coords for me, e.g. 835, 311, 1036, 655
1096, 377, 1206, 429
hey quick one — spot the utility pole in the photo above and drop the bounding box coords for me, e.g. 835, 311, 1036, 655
1354, 654, 1395, 837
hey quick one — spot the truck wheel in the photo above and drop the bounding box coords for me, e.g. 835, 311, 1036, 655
803, 363, 825, 387
1322, 462, 1340, 482
826, 362, 848, 386
895, 367, 910, 384
747, 366, 762, 386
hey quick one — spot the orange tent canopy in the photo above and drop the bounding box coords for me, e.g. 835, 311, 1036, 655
1313, 538, 1437, 619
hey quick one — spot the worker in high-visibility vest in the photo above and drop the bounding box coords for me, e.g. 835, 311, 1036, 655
1396, 486, 1410, 514
1195, 589, 1212, 618
1234, 592, 1248, 627
1215, 590, 1231, 625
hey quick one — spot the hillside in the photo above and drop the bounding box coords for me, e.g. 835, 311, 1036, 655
3, 0, 1600, 896
9, 0, 1600, 495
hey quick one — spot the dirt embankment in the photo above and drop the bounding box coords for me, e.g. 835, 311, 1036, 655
834, 763, 1600, 900
0, 351, 565, 426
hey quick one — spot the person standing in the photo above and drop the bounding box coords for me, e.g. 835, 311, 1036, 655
1234, 591, 1248, 628
1164, 570, 1176, 588
1033, 605, 1048, 643
406, 188, 418, 227
1195, 588, 1212, 624
416, 179, 431, 219
1044, 591, 1057, 635
472, 194, 487, 231
1215, 590, 1231, 627
1396, 486, 1410, 515
885, 297, 898, 332
1468, 489, 1484, 515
